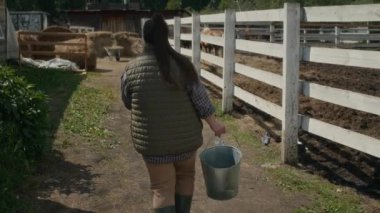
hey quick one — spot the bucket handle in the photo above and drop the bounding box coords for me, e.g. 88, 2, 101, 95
203, 136, 241, 150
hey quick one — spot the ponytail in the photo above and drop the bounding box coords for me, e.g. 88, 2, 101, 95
143, 14, 198, 86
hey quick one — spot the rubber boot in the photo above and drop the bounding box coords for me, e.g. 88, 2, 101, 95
175, 194, 192, 213
154, 205, 175, 213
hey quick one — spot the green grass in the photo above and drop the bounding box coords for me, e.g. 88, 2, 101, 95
273, 167, 363, 213
212, 98, 365, 213
17, 67, 113, 143
61, 86, 112, 139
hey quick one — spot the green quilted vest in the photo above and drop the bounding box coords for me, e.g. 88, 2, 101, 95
125, 51, 203, 156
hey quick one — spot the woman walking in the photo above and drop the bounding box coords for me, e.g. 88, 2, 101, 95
121, 14, 226, 213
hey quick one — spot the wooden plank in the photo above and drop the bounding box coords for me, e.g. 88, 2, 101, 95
180, 48, 192, 57
282, 3, 301, 165
222, 10, 236, 112
302, 81, 380, 116
21, 51, 86, 56
270, 23, 275, 43
19, 31, 86, 37
236, 39, 283, 58
300, 116, 380, 158
200, 13, 225, 23
339, 34, 380, 40
168, 39, 174, 46
180, 33, 192, 41
236, 9, 284, 22
200, 69, 223, 88
201, 52, 224, 67
165, 19, 174, 25
300, 34, 380, 41
174, 17, 181, 52
235, 63, 283, 89
303, 4, 380, 22
19, 41, 86, 46
234, 86, 282, 120
201, 34, 224, 47
302, 46, 380, 69
181, 17, 192, 24
302, 34, 335, 40
192, 14, 201, 73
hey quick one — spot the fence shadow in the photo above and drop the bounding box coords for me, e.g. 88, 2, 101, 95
26, 150, 97, 212
16, 66, 94, 211
31, 200, 95, 213
95, 68, 113, 73
17, 66, 86, 141
299, 132, 380, 200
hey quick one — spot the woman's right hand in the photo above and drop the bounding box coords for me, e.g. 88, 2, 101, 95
205, 115, 226, 137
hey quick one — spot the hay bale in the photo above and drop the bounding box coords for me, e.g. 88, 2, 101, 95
17, 31, 38, 58
114, 31, 140, 38
35, 26, 77, 60
86, 31, 113, 58
113, 31, 143, 57
55, 37, 97, 70
38, 26, 75, 41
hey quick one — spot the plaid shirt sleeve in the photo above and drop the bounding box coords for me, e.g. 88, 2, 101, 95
187, 80, 215, 119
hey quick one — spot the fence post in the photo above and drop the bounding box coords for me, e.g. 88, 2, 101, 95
192, 13, 201, 73
366, 23, 370, 44
222, 10, 236, 113
174, 17, 181, 52
269, 23, 275, 43
303, 29, 307, 44
141, 18, 149, 38
282, 3, 300, 165
84, 34, 88, 71
334, 25, 340, 46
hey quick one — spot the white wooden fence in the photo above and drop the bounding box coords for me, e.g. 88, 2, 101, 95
176, 24, 380, 48
165, 3, 380, 164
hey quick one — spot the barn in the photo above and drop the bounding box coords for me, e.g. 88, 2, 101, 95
66, 0, 189, 34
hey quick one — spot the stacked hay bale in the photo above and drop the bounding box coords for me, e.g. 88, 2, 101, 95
36, 26, 76, 60
86, 31, 113, 58
54, 37, 97, 70
30, 26, 95, 70
17, 31, 38, 58
113, 32, 143, 57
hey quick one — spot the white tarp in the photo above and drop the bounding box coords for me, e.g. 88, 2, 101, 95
21, 57, 79, 71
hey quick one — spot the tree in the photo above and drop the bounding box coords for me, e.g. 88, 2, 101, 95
7, 0, 85, 13
166, 0, 182, 9
238, 0, 256, 11
139, 0, 167, 10
218, 0, 238, 10
182, 0, 211, 11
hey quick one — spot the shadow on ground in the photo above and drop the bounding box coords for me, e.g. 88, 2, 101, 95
299, 132, 380, 200
17, 67, 86, 138
31, 200, 95, 213
26, 150, 98, 212
95, 68, 113, 73
16, 67, 97, 211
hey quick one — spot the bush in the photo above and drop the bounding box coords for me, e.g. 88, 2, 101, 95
0, 66, 48, 211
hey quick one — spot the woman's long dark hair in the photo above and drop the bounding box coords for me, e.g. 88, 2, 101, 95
143, 14, 198, 85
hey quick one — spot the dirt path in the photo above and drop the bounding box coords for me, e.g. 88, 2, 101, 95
27, 58, 310, 213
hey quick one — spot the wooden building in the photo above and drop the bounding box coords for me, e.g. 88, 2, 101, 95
67, 0, 188, 34
10, 11, 48, 32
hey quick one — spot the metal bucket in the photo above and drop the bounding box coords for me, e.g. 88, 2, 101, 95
200, 141, 242, 200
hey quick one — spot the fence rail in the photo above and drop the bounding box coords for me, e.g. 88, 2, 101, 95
165, 3, 380, 162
